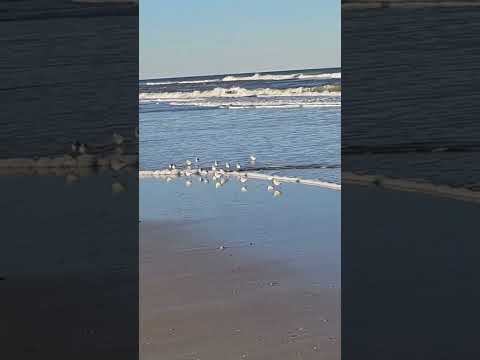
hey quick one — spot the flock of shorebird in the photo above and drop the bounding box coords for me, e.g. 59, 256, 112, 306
163, 154, 283, 197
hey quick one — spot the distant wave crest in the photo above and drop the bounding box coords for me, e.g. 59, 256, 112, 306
222, 72, 341, 82
167, 100, 340, 109
139, 85, 341, 101
144, 72, 341, 86
145, 79, 221, 85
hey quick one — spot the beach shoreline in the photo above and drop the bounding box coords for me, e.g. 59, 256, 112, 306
140, 219, 340, 360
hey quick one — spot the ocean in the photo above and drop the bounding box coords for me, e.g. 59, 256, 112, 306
139, 67, 341, 184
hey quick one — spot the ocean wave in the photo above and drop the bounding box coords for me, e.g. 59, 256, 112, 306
143, 72, 341, 86
139, 85, 341, 100
168, 100, 340, 109
222, 72, 341, 81
145, 79, 221, 85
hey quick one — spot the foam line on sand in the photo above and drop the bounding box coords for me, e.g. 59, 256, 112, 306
139, 169, 341, 191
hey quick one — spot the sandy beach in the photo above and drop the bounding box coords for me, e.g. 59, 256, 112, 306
140, 179, 340, 360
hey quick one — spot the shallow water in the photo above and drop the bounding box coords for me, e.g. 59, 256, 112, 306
140, 178, 340, 285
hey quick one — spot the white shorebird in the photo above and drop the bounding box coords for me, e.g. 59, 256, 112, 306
212, 165, 217, 171
195, 157, 200, 163
113, 133, 124, 145
185, 170, 192, 177
236, 163, 241, 170
240, 177, 247, 183
225, 162, 230, 170
220, 177, 227, 185
273, 190, 282, 197
186, 159, 192, 166
241, 186, 248, 192
171, 164, 176, 170
214, 160, 219, 167
215, 182, 221, 189
267, 185, 275, 191
79, 144, 87, 154
272, 179, 281, 186
249, 155, 256, 162
71, 141, 80, 153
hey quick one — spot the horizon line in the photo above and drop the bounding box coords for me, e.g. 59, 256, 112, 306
139, 65, 342, 82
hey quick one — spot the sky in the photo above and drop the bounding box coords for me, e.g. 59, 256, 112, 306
140, 0, 340, 80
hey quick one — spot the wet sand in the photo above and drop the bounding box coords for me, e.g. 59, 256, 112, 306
140, 179, 340, 360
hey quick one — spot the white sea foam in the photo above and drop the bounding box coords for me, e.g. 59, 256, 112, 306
143, 72, 341, 85
139, 85, 341, 101
167, 100, 340, 109
222, 72, 341, 81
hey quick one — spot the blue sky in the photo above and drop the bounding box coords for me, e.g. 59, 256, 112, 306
140, 0, 340, 79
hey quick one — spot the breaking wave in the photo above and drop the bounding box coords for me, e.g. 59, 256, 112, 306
143, 72, 341, 86
167, 100, 340, 109
139, 85, 341, 101
222, 72, 341, 81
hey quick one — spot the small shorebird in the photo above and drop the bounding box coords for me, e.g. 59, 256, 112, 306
79, 143, 88, 154
241, 186, 248, 192
240, 176, 247, 183
249, 155, 256, 162
214, 160, 219, 167
71, 140, 81, 153
186, 159, 192, 166
212, 165, 217, 171
185, 170, 192, 177
195, 157, 200, 164
225, 162, 230, 170
113, 132, 124, 145
272, 179, 281, 186
273, 189, 282, 197
215, 182, 221, 189
236, 163, 241, 170
267, 185, 274, 191
171, 164, 176, 170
